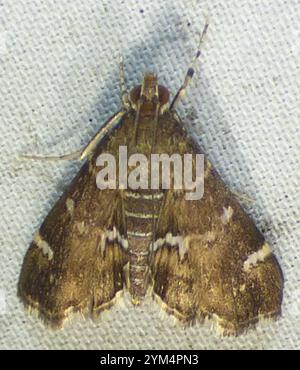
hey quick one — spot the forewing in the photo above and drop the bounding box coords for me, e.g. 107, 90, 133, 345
151, 112, 283, 335
18, 125, 129, 328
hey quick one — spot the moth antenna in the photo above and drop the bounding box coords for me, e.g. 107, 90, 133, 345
170, 19, 209, 110
119, 55, 130, 110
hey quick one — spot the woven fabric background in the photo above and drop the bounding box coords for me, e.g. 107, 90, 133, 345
0, 0, 299, 349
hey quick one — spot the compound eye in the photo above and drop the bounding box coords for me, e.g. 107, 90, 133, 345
129, 85, 142, 104
158, 85, 170, 105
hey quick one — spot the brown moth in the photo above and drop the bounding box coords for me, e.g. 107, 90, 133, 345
18, 23, 283, 335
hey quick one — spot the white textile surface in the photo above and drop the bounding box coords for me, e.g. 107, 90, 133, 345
0, 0, 299, 349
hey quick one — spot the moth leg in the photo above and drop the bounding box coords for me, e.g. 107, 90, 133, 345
119, 55, 130, 110
20, 111, 126, 162
170, 20, 209, 110
20, 149, 83, 162
80, 110, 125, 159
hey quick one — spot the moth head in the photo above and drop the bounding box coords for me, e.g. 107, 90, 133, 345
129, 73, 170, 115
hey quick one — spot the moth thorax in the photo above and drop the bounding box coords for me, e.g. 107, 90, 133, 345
129, 72, 170, 115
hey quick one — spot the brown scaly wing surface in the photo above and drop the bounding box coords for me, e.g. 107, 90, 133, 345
151, 112, 283, 335
18, 128, 129, 328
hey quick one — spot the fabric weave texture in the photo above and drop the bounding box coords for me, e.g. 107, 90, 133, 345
0, 0, 299, 349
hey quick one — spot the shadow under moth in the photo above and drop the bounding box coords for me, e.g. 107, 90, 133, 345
18, 23, 283, 336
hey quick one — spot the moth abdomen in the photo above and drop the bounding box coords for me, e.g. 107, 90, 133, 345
124, 189, 164, 304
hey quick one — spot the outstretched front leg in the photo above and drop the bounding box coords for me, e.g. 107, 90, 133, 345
20, 110, 126, 162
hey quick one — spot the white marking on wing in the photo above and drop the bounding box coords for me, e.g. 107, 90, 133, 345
66, 198, 75, 215
243, 243, 272, 272
152, 233, 187, 260
221, 206, 234, 225
34, 232, 54, 260
101, 227, 129, 255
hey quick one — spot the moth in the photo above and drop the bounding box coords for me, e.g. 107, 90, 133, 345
18, 23, 283, 335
